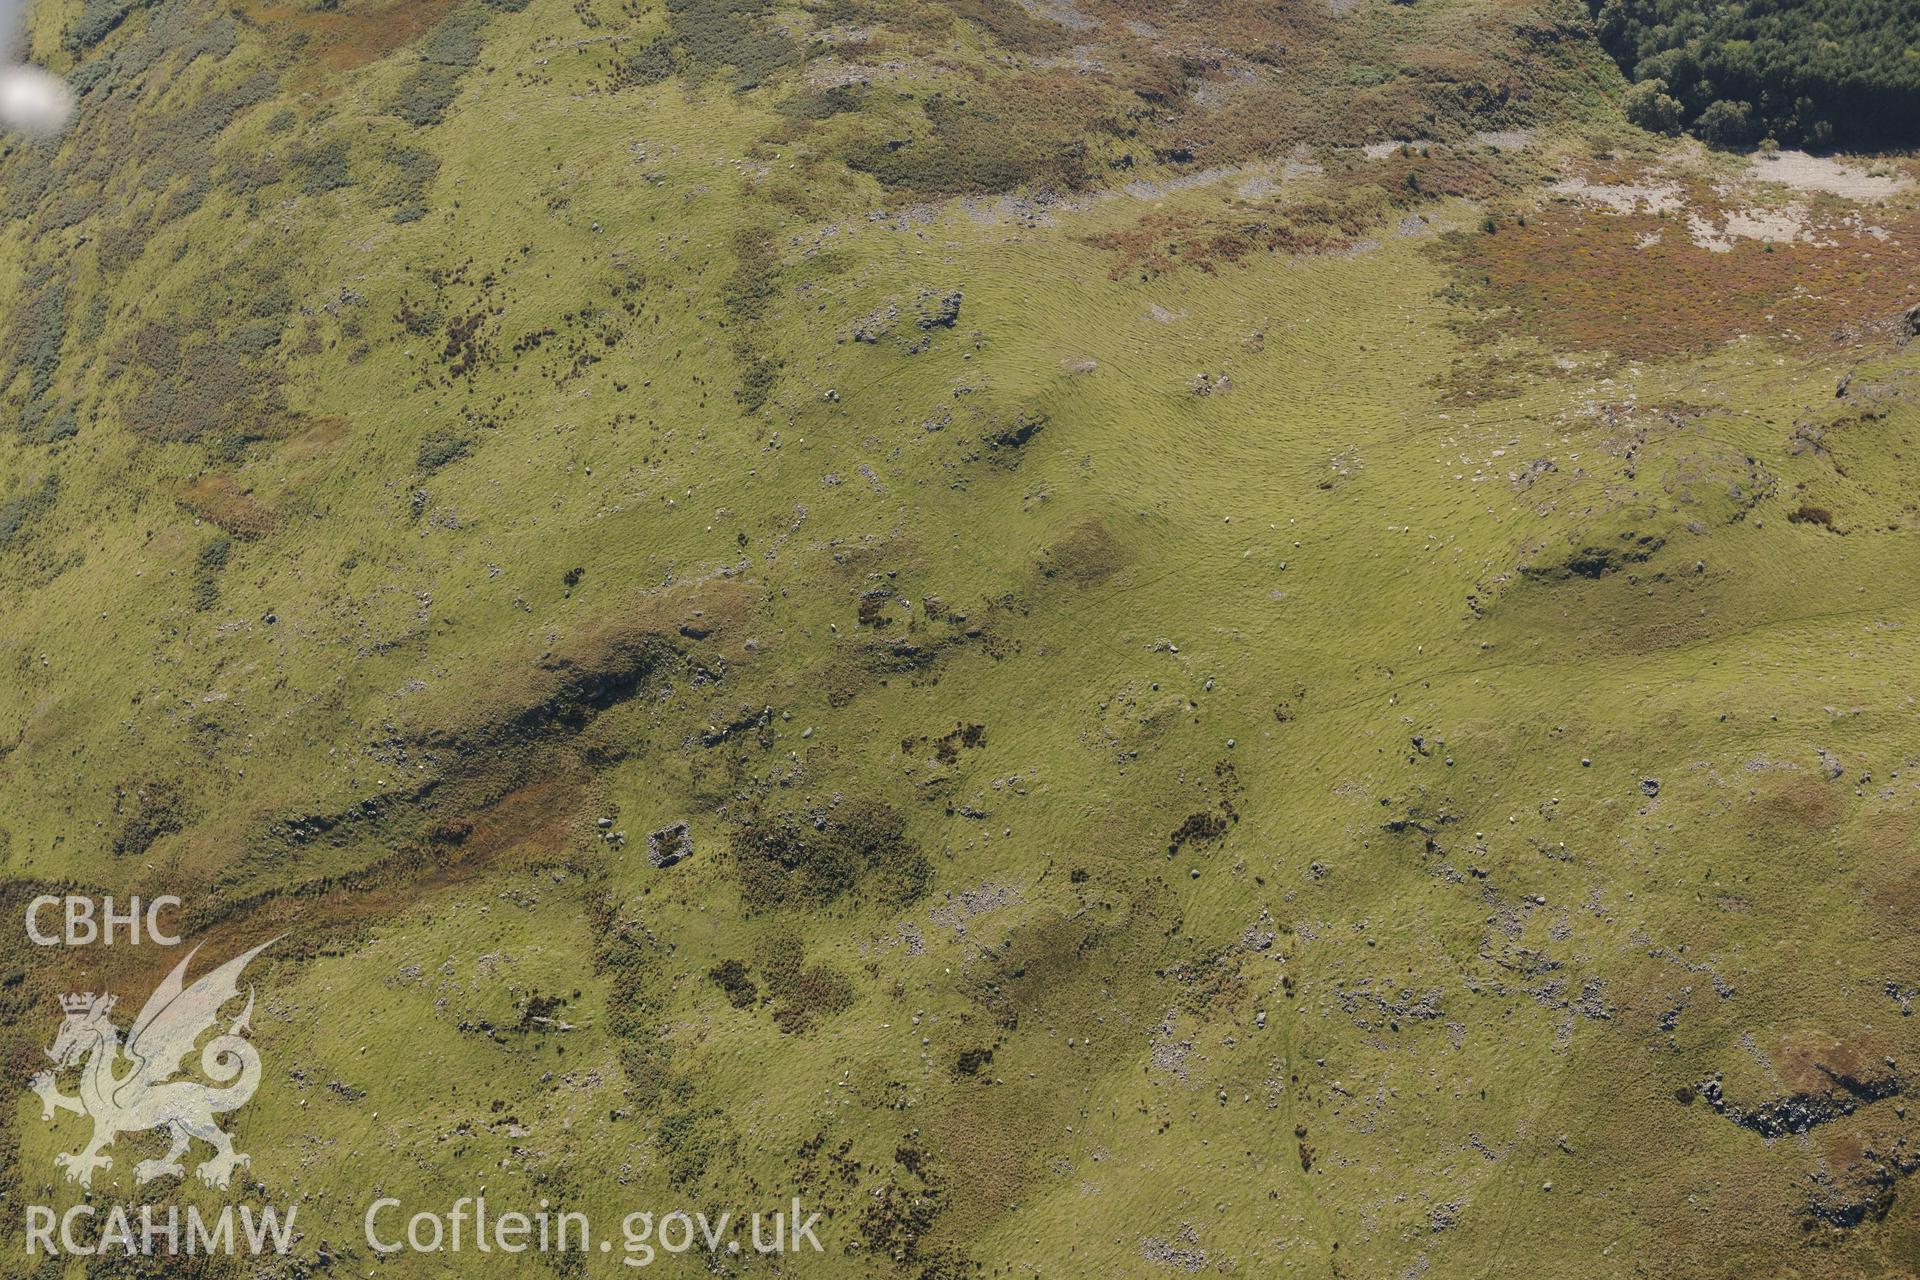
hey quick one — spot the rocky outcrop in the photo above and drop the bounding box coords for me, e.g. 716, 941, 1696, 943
647, 820, 692, 868
918, 289, 962, 329
1698, 1064, 1904, 1138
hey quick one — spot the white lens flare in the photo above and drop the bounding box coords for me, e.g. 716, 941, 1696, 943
0, 63, 71, 136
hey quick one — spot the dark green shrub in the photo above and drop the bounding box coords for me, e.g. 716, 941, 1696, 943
621, 40, 677, 87
654, 1106, 732, 1186
706, 959, 758, 1008
729, 799, 929, 911
753, 929, 804, 996
12, 280, 68, 405
0, 476, 58, 548
663, 0, 798, 88
381, 146, 440, 212
416, 430, 471, 472
67, 0, 148, 52
20, 402, 78, 445
393, 65, 466, 126
421, 7, 488, 66
1694, 99, 1757, 149
191, 534, 231, 610
845, 92, 1095, 195
299, 142, 351, 195
227, 318, 284, 357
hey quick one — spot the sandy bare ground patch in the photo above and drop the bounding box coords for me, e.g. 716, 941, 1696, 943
1552, 150, 1906, 253
1748, 150, 1908, 201
1685, 205, 1826, 252
1550, 177, 1688, 215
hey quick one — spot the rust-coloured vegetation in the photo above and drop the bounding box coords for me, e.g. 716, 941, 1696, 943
1444, 196, 1920, 361
245, 0, 469, 73
177, 474, 282, 541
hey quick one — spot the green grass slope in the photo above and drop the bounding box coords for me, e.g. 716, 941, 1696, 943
1, 0, 1919, 1276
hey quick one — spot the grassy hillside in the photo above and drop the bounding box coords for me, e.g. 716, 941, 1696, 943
2, 0, 1919, 1276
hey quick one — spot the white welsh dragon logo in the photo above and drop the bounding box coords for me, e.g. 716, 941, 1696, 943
28, 940, 273, 1190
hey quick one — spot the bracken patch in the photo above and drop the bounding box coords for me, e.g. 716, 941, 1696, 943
177, 474, 281, 540
1444, 198, 1920, 360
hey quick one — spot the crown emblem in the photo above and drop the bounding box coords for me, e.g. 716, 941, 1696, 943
59, 992, 113, 1014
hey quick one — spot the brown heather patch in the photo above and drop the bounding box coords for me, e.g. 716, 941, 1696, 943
418, 776, 587, 877
244, 0, 467, 73
1771, 1028, 1890, 1097
830, 0, 1076, 56
1079, 0, 1567, 158
177, 473, 281, 541
927, 1084, 1046, 1236
943, 0, 1078, 55
277, 414, 351, 464
841, 70, 1125, 196
930, 897, 1177, 1236
1858, 809, 1920, 928
812, 0, 1568, 196
1812, 1117, 1920, 1231
1500, 571, 1717, 655
1819, 1124, 1871, 1175
1039, 517, 1129, 585
1177, 81, 1322, 160
1642, 1146, 1820, 1270
1745, 768, 1847, 834
1083, 0, 1318, 53
1090, 205, 1335, 281
1091, 148, 1509, 278
0, 772, 591, 1085
1444, 200, 1920, 361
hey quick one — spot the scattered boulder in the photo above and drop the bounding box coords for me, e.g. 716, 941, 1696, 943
1818, 748, 1845, 780
852, 304, 898, 344
918, 289, 962, 329
1905, 301, 1920, 338
647, 820, 692, 868
1639, 777, 1661, 798
1139, 1223, 1207, 1272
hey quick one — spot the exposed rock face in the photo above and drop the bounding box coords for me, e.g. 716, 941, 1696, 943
648, 820, 692, 868
1521, 534, 1666, 581
1697, 1064, 1905, 1139
1806, 1133, 1920, 1228
985, 413, 1046, 452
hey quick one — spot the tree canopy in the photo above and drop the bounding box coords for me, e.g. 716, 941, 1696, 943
1592, 0, 1920, 147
